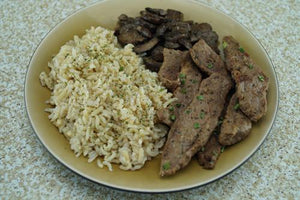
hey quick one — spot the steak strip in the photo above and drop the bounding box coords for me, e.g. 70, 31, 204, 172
197, 135, 222, 169
219, 93, 252, 146
223, 36, 269, 122
190, 39, 227, 76
160, 73, 232, 176
158, 49, 188, 92
157, 55, 202, 126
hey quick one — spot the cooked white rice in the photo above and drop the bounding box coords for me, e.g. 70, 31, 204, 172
40, 26, 175, 171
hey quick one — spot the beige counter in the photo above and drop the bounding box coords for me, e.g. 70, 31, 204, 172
1, 0, 299, 199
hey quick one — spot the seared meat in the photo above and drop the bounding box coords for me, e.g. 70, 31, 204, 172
197, 135, 222, 169
219, 93, 252, 146
223, 36, 269, 122
190, 39, 227, 76
158, 49, 188, 92
133, 37, 159, 53
140, 10, 166, 25
157, 55, 202, 126
160, 73, 232, 176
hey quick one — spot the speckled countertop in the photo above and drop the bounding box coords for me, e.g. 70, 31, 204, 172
1, 0, 299, 199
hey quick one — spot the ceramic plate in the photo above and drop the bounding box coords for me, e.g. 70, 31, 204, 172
25, 0, 278, 193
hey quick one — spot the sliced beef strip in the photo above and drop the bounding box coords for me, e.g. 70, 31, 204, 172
143, 57, 162, 72
158, 49, 189, 92
133, 37, 159, 53
190, 39, 228, 76
196, 135, 222, 169
223, 36, 269, 122
219, 93, 252, 146
157, 55, 202, 126
160, 73, 232, 176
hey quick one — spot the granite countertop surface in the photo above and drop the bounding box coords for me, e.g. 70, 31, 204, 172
1, 0, 299, 199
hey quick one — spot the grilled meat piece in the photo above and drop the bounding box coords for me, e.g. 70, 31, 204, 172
197, 135, 222, 169
160, 73, 232, 176
219, 93, 252, 146
157, 55, 202, 126
190, 39, 228, 75
158, 49, 189, 92
223, 36, 269, 122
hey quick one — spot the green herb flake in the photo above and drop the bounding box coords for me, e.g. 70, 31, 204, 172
222, 41, 228, 49
197, 95, 204, 101
159, 88, 165, 92
181, 79, 186, 85
258, 75, 265, 82
207, 63, 214, 69
175, 103, 182, 108
170, 115, 176, 121
179, 73, 186, 79
239, 47, 245, 53
248, 64, 254, 69
221, 146, 225, 153
234, 103, 240, 110
199, 112, 205, 119
201, 147, 205, 152
119, 66, 124, 71
181, 88, 187, 94
185, 109, 191, 114
193, 122, 200, 129
162, 162, 170, 170
169, 106, 174, 112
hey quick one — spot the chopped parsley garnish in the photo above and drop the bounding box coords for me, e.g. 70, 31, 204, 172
193, 122, 200, 129
181, 79, 186, 85
162, 162, 170, 170
222, 41, 228, 49
179, 73, 186, 79
201, 147, 205, 152
197, 95, 204, 101
221, 146, 225, 153
159, 88, 165, 92
185, 109, 191, 114
234, 103, 240, 110
169, 106, 174, 112
248, 64, 254, 69
239, 47, 245, 53
181, 88, 187, 94
175, 103, 182, 108
258, 75, 265, 82
199, 112, 205, 119
207, 63, 214, 69
119, 66, 124, 71
170, 115, 176, 121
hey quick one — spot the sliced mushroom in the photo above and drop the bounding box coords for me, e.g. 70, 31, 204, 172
134, 37, 159, 53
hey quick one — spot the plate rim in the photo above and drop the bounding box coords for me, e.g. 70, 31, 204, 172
24, 0, 279, 193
